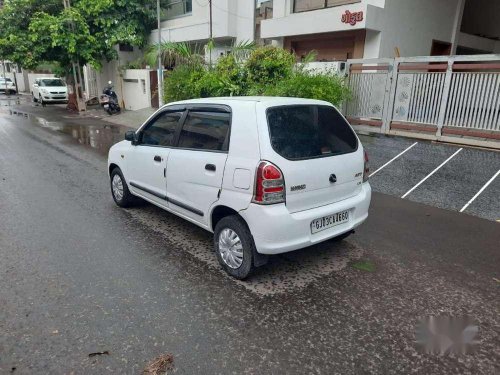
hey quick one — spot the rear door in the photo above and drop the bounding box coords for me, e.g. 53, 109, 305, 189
166, 106, 231, 226
265, 105, 364, 213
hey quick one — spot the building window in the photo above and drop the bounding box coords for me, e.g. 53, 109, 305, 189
293, 0, 360, 13
162, 0, 192, 20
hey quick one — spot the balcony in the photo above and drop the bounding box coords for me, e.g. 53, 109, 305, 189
293, 0, 361, 13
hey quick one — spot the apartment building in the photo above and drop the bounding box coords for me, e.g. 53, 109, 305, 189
261, 0, 500, 61
150, 0, 255, 61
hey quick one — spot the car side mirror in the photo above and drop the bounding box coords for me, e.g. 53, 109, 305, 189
125, 130, 138, 145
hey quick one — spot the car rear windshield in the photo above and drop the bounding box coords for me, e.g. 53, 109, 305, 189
40, 79, 65, 87
266, 105, 358, 160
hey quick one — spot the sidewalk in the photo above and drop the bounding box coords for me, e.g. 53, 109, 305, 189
2, 93, 156, 130
100, 107, 156, 128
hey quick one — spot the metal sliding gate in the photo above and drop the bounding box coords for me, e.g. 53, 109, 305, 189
344, 55, 500, 148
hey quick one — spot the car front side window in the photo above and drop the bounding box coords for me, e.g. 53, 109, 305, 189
140, 111, 183, 147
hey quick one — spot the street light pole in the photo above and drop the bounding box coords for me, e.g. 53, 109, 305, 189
209, 0, 213, 66
157, 0, 164, 107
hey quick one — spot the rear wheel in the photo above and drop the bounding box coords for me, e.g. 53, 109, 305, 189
110, 168, 134, 208
214, 215, 255, 280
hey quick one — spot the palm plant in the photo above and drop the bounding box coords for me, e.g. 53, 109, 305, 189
144, 39, 255, 70
144, 41, 205, 70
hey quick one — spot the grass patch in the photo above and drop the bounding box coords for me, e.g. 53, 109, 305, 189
351, 260, 376, 272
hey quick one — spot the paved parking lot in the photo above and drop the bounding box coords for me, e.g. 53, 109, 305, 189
360, 134, 500, 221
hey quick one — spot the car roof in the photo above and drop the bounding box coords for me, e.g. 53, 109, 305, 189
165, 96, 333, 108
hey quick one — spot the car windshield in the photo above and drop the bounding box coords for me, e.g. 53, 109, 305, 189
266, 105, 358, 160
40, 79, 65, 87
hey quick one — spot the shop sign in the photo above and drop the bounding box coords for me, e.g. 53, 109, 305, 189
341, 10, 363, 26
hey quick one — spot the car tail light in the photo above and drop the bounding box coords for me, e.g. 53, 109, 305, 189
363, 150, 369, 182
253, 161, 285, 204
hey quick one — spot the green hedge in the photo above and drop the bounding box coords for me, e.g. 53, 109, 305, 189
163, 46, 350, 106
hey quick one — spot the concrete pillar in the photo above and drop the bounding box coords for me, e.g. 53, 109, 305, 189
450, 0, 466, 55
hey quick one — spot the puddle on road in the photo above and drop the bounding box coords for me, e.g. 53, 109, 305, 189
129, 204, 364, 297
0, 96, 22, 106
8, 109, 129, 156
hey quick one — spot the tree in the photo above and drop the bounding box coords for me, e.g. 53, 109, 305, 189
0, 0, 156, 71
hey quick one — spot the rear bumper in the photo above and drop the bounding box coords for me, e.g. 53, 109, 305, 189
240, 183, 371, 255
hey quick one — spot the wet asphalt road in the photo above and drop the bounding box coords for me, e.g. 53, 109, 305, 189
0, 105, 499, 374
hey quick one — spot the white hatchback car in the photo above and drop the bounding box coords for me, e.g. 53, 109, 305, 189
32, 77, 69, 105
108, 97, 371, 279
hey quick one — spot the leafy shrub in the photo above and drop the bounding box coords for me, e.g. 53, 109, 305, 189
163, 65, 203, 102
163, 45, 350, 106
263, 70, 350, 106
244, 46, 295, 86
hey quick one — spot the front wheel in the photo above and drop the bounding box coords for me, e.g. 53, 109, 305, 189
214, 215, 255, 280
39, 95, 46, 107
110, 168, 134, 207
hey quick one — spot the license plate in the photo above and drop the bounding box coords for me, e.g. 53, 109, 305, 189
104, 104, 109, 109
311, 210, 349, 234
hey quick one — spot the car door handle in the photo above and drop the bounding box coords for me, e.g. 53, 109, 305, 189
205, 164, 216, 172
154, 155, 161, 162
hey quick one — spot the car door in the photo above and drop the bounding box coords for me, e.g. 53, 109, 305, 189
166, 106, 231, 226
126, 108, 185, 207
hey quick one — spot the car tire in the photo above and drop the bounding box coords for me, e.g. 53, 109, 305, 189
214, 215, 255, 280
39, 94, 46, 107
32, 93, 38, 102
110, 167, 134, 208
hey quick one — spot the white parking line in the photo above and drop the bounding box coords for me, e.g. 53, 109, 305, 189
370, 142, 418, 177
401, 148, 463, 199
460, 169, 500, 213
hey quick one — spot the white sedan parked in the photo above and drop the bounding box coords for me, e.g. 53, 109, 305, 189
108, 97, 371, 279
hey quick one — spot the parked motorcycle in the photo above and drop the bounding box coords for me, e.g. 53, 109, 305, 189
99, 81, 121, 115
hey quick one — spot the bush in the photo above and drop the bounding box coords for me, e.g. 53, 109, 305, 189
262, 70, 350, 107
163, 64, 203, 102
163, 45, 350, 106
244, 46, 295, 86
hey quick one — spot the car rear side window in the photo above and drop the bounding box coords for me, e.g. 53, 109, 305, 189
177, 111, 230, 151
266, 105, 358, 160
141, 111, 183, 147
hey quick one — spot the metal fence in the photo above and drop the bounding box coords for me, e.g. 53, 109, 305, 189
344, 55, 500, 148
